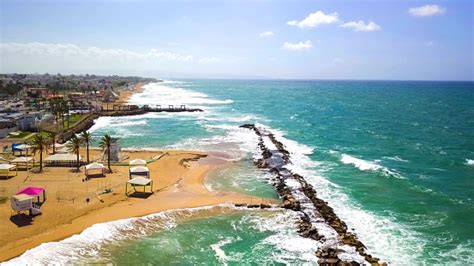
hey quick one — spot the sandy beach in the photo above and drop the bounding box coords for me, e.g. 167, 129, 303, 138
115, 82, 143, 105
0, 147, 275, 262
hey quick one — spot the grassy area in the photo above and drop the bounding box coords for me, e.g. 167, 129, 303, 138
63, 114, 83, 128
7, 131, 34, 139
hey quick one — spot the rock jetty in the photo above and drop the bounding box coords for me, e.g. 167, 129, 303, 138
240, 124, 384, 265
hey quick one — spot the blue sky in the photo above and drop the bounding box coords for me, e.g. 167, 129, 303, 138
0, 0, 472, 80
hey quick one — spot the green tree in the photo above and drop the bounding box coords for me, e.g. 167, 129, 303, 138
31, 134, 49, 172
67, 135, 82, 171
80, 131, 92, 164
99, 134, 113, 172
48, 131, 57, 154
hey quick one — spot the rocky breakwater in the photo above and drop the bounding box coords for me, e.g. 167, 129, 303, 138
240, 124, 383, 265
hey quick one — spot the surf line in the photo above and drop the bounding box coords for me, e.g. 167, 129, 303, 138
240, 124, 383, 265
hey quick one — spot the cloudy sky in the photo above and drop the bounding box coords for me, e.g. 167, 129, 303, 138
0, 0, 472, 80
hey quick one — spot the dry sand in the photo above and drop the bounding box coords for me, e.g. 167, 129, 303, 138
0, 148, 276, 262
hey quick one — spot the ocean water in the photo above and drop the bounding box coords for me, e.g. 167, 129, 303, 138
6, 80, 473, 265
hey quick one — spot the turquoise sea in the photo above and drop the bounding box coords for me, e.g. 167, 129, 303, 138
5, 80, 473, 265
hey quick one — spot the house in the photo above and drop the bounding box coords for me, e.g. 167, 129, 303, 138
25, 88, 49, 99
0, 120, 18, 138
0, 111, 43, 133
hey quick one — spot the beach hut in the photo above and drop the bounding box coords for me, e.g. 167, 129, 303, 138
10, 194, 34, 215
84, 162, 107, 178
129, 159, 147, 167
12, 144, 32, 156
129, 166, 150, 179
125, 176, 153, 195
45, 153, 81, 166
53, 143, 67, 154
10, 157, 34, 170
0, 163, 17, 177
16, 187, 46, 205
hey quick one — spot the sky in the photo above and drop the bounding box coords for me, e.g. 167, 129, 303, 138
0, 0, 473, 80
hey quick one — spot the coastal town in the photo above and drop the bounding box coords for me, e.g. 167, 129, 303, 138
0, 73, 157, 140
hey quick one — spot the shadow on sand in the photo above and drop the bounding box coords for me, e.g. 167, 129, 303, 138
9, 213, 33, 227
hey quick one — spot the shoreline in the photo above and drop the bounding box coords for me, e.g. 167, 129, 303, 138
0, 146, 277, 262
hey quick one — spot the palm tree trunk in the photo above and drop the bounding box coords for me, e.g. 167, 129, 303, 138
107, 145, 111, 172
52, 136, 56, 154
39, 149, 43, 172
86, 143, 90, 163
76, 151, 80, 171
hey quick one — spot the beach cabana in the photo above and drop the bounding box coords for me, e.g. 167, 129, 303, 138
16, 187, 46, 204
11, 157, 34, 170
125, 176, 153, 195
129, 159, 147, 167
12, 144, 32, 156
85, 162, 107, 177
0, 163, 17, 177
11, 194, 34, 215
45, 154, 81, 166
129, 166, 150, 179
53, 143, 68, 154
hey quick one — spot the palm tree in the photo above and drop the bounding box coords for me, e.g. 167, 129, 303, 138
99, 134, 112, 172
31, 134, 49, 172
67, 135, 82, 171
80, 131, 92, 164
48, 131, 57, 154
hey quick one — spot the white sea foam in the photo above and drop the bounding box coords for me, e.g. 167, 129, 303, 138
340, 154, 403, 178
253, 124, 424, 264
2, 205, 228, 265
166, 125, 261, 161
341, 154, 383, 171
129, 82, 233, 107
210, 237, 235, 265
465, 159, 474, 166
3, 204, 322, 265
383, 156, 409, 162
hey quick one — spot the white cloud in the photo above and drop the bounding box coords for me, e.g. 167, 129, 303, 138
199, 57, 220, 64
408, 5, 446, 17
0, 42, 194, 62
341, 20, 381, 32
0, 42, 234, 74
259, 31, 274, 37
287, 11, 339, 28
281, 40, 312, 51
331, 57, 344, 65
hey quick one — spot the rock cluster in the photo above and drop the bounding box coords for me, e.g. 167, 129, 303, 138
240, 124, 383, 265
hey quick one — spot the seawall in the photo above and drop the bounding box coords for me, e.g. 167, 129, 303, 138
240, 124, 383, 265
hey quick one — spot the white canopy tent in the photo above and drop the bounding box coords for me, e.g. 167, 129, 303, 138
16, 144, 32, 150
11, 157, 34, 170
129, 166, 150, 179
45, 154, 81, 166
125, 176, 154, 195
0, 163, 17, 177
129, 159, 147, 167
84, 162, 107, 177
